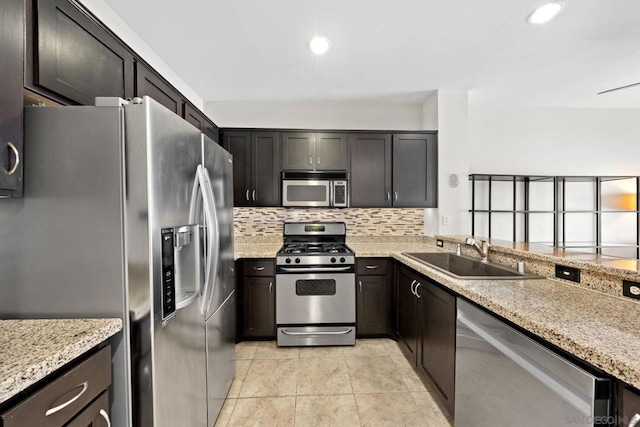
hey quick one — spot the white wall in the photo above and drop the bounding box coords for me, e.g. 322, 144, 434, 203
468, 106, 640, 175
426, 90, 470, 236
77, 0, 204, 110
204, 101, 423, 130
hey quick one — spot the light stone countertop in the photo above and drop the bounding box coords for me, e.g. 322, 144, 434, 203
234, 237, 640, 389
0, 318, 122, 405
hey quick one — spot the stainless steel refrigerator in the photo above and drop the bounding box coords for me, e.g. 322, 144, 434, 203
0, 96, 235, 427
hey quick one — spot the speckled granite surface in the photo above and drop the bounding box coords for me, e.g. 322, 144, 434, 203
233, 237, 640, 389
0, 318, 122, 405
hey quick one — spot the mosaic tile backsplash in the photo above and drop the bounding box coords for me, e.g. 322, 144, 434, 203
234, 208, 425, 237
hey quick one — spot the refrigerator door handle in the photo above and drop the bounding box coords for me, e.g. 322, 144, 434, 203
201, 167, 220, 316
189, 165, 215, 313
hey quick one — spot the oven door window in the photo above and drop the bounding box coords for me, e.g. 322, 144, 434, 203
296, 279, 336, 296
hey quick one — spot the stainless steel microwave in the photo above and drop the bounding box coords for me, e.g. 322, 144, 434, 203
282, 172, 348, 207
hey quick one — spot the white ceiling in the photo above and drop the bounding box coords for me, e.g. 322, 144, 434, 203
102, 0, 640, 108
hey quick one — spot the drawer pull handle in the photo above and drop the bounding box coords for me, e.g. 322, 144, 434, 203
629, 414, 640, 427
6, 142, 19, 176
45, 381, 88, 416
253, 266, 265, 271
99, 409, 112, 427
365, 265, 378, 269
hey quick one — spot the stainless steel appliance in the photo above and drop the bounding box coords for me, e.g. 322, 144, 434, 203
0, 97, 235, 427
455, 299, 612, 427
276, 222, 356, 346
281, 172, 348, 207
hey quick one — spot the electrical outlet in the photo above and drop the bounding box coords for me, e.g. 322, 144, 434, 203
441, 215, 450, 226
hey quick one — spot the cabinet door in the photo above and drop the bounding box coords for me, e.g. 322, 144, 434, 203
33, 0, 134, 105
204, 120, 219, 144
281, 132, 315, 171
135, 62, 184, 115
396, 267, 418, 362
392, 134, 438, 207
66, 391, 110, 426
622, 387, 640, 427
223, 131, 251, 207
183, 103, 204, 131
252, 132, 281, 206
357, 275, 391, 336
243, 276, 275, 338
349, 134, 392, 207
315, 133, 348, 171
419, 280, 456, 416
0, 0, 24, 197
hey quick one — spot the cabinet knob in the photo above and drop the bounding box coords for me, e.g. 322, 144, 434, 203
6, 142, 19, 176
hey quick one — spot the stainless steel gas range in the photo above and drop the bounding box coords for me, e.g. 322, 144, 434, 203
276, 222, 356, 346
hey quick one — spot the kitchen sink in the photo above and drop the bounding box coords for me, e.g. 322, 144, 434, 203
402, 252, 542, 280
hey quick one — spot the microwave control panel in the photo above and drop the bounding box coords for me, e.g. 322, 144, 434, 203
333, 181, 347, 206
160, 228, 176, 323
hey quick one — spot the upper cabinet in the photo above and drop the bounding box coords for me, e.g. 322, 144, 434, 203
392, 133, 438, 208
223, 131, 280, 207
0, 0, 24, 197
135, 62, 184, 115
349, 134, 392, 207
28, 0, 134, 105
281, 132, 348, 171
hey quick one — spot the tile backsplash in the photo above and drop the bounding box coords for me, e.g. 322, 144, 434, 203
234, 208, 424, 237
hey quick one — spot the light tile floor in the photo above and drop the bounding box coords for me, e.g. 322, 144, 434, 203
215, 339, 452, 427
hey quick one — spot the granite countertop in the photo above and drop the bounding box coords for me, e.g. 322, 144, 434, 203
233, 236, 640, 389
0, 318, 122, 405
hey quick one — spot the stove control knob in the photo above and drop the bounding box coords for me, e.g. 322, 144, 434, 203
340, 257, 346, 263
295, 258, 301, 264
331, 257, 336, 263
285, 258, 291, 264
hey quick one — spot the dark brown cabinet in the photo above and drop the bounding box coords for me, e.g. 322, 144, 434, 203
396, 264, 456, 417
135, 62, 184, 115
0, 346, 112, 427
30, 0, 134, 106
281, 132, 348, 171
392, 133, 438, 207
184, 104, 219, 143
418, 280, 456, 416
239, 259, 276, 339
349, 134, 392, 207
396, 266, 420, 360
621, 387, 640, 426
356, 258, 393, 337
223, 131, 280, 207
0, 0, 24, 197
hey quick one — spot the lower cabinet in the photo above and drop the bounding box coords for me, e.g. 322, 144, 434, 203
0, 345, 111, 427
356, 258, 393, 337
395, 264, 456, 417
621, 386, 640, 427
238, 259, 276, 340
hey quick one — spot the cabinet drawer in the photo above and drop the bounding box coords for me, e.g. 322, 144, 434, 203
66, 391, 109, 427
356, 258, 388, 275
1, 346, 111, 427
243, 260, 275, 276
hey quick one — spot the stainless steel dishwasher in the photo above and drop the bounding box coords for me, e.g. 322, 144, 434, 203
455, 299, 612, 426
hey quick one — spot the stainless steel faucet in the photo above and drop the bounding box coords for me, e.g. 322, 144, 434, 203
465, 237, 490, 263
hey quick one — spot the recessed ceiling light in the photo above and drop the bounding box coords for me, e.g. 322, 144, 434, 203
528, 2, 564, 24
309, 36, 330, 55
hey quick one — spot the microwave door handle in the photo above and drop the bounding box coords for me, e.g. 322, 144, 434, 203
329, 180, 334, 206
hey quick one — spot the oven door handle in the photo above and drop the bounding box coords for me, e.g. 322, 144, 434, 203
279, 266, 352, 272
280, 328, 353, 336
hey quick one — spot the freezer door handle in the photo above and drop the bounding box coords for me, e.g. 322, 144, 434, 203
201, 166, 220, 315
